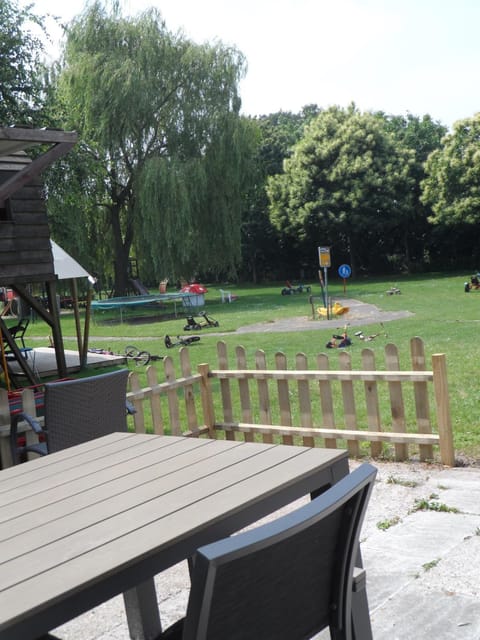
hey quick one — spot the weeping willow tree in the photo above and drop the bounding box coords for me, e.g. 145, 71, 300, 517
48, 1, 254, 295
137, 113, 257, 280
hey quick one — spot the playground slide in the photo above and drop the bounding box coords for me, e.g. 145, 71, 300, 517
129, 279, 150, 296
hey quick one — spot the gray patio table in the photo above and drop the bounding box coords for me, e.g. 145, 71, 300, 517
0, 432, 350, 640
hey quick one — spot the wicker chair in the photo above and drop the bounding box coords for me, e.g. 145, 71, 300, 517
157, 463, 377, 640
10, 369, 133, 464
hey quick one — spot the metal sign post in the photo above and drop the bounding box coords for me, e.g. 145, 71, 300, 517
318, 247, 331, 319
338, 264, 352, 295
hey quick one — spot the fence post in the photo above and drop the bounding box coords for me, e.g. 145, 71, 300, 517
384, 343, 408, 461
236, 346, 254, 442
316, 352, 337, 449
296, 352, 314, 447
217, 341, 234, 436
164, 356, 182, 436
179, 349, 199, 433
410, 337, 433, 461
339, 350, 360, 457
361, 348, 382, 458
198, 363, 216, 438
256, 349, 273, 444
146, 366, 164, 435
275, 351, 294, 446
128, 370, 145, 434
431, 353, 455, 466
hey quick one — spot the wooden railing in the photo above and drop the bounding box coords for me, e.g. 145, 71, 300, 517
126, 337, 455, 466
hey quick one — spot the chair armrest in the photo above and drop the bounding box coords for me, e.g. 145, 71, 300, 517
126, 400, 136, 415
15, 411, 44, 434
10, 412, 47, 465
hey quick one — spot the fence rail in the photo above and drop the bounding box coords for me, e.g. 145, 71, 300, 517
125, 337, 455, 466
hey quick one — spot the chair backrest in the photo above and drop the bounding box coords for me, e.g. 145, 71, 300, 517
181, 463, 377, 640
44, 369, 130, 453
3, 318, 29, 351
9, 317, 29, 340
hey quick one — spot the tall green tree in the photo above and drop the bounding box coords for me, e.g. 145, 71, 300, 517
380, 113, 446, 271
48, 2, 254, 294
240, 107, 320, 282
422, 114, 480, 225
267, 105, 415, 275
0, 0, 48, 125
421, 114, 480, 268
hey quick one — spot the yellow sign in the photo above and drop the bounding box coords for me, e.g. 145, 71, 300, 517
318, 246, 331, 268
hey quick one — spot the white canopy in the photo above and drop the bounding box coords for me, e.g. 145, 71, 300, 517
51, 240, 92, 281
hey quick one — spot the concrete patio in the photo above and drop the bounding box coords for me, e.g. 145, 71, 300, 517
49, 459, 480, 639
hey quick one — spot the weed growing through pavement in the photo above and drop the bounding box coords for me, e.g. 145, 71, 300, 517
410, 493, 459, 513
422, 559, 440, 572
376, 515, 401, 531
386, 475, 420, 488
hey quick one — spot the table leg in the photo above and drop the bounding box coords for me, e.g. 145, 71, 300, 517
310, 456, 350, 499
329, 456, 350, 485
123, 579, 162, 640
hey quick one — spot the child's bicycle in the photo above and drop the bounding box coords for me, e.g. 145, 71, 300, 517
124, 345, 164, 366
88, 346, 163, 366
164, 334, 201, 349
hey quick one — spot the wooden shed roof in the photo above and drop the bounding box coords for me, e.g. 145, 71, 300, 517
0, 126, 78, 158
0, 126, 78, 204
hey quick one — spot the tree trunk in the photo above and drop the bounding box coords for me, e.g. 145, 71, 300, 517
348, 234, 357, 278
404, 227, 411, 272
113, 251, 130, 297
110, 203, 133, 297
251, 256, 257, 284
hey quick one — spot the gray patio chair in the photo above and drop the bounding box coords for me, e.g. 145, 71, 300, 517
157, 462, 377, 640
10, 368, 133, 464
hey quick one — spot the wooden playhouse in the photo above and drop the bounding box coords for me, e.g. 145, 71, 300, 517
0, 126, 78, 385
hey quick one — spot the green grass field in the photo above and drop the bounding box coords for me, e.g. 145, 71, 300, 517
20, 272, 480, 460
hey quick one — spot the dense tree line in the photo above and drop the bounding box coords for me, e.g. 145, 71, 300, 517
2, 0, 480, 288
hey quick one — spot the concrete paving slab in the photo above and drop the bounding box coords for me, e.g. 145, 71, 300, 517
419, 534, 480, 597
363, 511, 479, 558
371, 587, 480, 640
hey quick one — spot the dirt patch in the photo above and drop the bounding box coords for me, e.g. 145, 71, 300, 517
220, 298, 413, 335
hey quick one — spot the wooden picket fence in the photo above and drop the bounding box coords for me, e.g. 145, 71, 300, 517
126, 337, 455, 466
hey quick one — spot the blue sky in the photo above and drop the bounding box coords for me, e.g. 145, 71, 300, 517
24, 0, 480, 129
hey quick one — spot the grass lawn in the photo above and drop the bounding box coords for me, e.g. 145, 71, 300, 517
19, 272, 480, 461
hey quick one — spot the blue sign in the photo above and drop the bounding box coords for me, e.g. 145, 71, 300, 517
338, 264, 352, 278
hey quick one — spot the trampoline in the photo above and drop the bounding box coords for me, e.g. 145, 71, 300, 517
91, 292, 200, 323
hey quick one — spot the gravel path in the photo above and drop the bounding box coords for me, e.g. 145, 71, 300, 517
20, 298, 411, 344
215, 297, 413, 335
